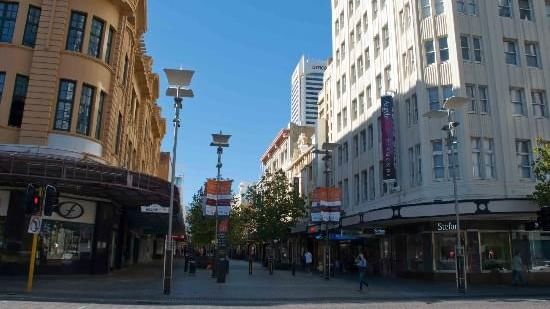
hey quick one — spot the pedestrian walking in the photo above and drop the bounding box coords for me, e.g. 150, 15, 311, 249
356, 253, 368, 291
304, 250, 313, 274
512, 250, 527, 286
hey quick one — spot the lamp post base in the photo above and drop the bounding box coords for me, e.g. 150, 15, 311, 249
456, 253, 466, 293
163, 248, 173, 295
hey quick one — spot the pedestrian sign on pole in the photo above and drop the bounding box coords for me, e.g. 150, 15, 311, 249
27, 215, 42, 234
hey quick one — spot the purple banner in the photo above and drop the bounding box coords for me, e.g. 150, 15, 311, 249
381, 95, 396, 180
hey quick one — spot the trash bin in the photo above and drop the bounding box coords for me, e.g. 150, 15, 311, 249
189, 260, 196, 275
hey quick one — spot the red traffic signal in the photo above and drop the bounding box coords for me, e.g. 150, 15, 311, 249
24, 184, 40, 214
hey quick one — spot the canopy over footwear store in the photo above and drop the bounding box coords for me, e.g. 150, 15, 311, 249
0, 151, 184, 275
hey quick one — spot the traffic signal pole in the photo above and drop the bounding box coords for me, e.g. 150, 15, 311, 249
26, 187, 43, 292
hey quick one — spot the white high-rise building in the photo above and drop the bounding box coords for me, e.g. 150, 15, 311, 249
320, 0, 550, 281
291, 56, 327, 126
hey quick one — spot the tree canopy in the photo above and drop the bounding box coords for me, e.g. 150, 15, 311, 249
532, 139, 550, 207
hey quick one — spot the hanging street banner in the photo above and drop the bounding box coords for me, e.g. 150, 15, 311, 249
381, 95, 396, 180
311, 187, 342, 222
204, 179, 233, 217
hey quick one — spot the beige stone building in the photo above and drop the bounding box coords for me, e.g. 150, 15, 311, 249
0, 0, 180, 275
0, 0, 166, 176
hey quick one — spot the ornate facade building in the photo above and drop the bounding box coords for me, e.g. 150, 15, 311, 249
0, 0, 180, 275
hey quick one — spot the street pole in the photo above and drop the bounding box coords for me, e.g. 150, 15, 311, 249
324, 151, 330, 281
448, 109, 466, 293
163, 96, 181, 295
214, 145, 222, 281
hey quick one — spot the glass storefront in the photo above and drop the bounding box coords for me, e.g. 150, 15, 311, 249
434, 233, 457, 271
480, 232, 511, 272
407, 233, 424, 271
512, 232, 550, 272
40, 220, 93, 264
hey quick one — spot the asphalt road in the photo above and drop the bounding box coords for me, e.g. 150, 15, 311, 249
2, 299, 550, 309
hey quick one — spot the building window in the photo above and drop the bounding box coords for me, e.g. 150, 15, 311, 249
458, 0, 477, 15
357, 56, 364, 77
472, 37, 482, 62
343, 141, 349, 163
504, 39, 518, 65
525, 42, 540, 68
8, 75, 29, 128
341, 41, 346, 59
484, 138, 496, 179
481, 232, 512, 272
366, 85, 372, 108
115, 113, 122, 154
439, 37, 449, 62
365, 47, 371, 69
95, 91, 105, 139
22, 6, 41, 47
353, 134, 359, 157
425, 40, 435, 65
472, 137, 482, 178
382, 24, 389, 48
519, 0, 532, 21
415, 144, 422, 184
356, 22, 361, 42
349, 0, 354, 14
343, 106, 348, 127
0, 2, 18, 43
337, 112, 342, 132
342, 74, 347, 93
122, 54, 129, 81
351, 64, 356, 84
369, 166, 375, 199
408, 147, 415, 186
53, 80, 76, 131
435, 0, 444, 15
361, 170, 368, 201
343, 178, 349, 207
460, 35, 470, 61
532, 90, 547, 118
406, 98, 412, 126
0, 71, 5, 103
76, 84, 95, 135
368, 124, 374, 149
435, 233, 462, 271
384, 66, 391, 91
510, 87, 526, 115
428, 87, 439, 111
66, 11, 87, 52
336, 49, 340, 65
442, 85, 453, 102
372, 0, 378, 19
354, 174, 360, 204
363, 11, 368, 33
412, 94, 419, 123
336, 80, 341, 98
376, 75, 382, 98
516, 139, 532, 178
335, 19, 339, 36
466, 84, 476, 111
352, 98, 358, 120
88, 17, 104, 58
350, 30, 355, 50
421, 0, 431, 18
432, 140, 445, 179
374, 35, 380, 58
479, 86, 489, 113
360, 129, 367, 152
498, 0, 512, 17
340, 10, 344, 29
359, 91, 365, 114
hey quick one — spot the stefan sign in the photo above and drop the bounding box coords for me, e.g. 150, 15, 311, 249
436, 222, 457, 231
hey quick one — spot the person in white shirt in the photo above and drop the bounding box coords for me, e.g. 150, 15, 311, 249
356, 253, 369, 291
304, 250, 313, 274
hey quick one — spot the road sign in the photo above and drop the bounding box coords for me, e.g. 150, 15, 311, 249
27, 215, 42, 234
140, 204, 169, 214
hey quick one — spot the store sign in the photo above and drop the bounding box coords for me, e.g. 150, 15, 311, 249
56, 201, 85, 219
140, 204, 169, 214
381, 95, 396, 180
436, 222, 457, 231
373, 228, 386, 235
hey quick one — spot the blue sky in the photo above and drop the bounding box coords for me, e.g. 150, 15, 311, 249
145, 1, 331, 206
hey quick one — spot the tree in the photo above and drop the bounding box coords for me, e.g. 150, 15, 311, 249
186, 191, 215, 247
532, 139, 550, 207
248, 170, 305, 244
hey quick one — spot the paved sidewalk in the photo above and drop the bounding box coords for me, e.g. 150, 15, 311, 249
0, 259, 548, 305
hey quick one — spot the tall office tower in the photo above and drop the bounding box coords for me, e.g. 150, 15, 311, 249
291, 56, 327, 126
325, 0, 550, 279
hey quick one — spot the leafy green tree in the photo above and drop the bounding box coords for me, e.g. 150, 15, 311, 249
248, 170, 305, 244
532, 139, 550, 207
186, 191, 215, 247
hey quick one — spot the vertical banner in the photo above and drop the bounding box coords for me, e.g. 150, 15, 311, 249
381, 95, 396, 180
205, 179, 233, 217
311, 187, 341, 223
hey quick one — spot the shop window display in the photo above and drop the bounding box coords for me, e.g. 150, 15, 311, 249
434, 232, 465, 271
40, 220, 93, 263
512, 232, 550, 272
407, 234, 424, 271
480, 232, 511, 272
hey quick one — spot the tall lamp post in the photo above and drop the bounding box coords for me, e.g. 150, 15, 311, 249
313, 142, 338, 280
163, 68, 195, 295
210, 131, 231, 283
423, 96, 468, 293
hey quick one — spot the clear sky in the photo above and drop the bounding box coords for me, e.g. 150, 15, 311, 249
145, 1, 332, 206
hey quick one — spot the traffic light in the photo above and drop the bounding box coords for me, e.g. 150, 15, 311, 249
538, 206, 550, 231
43, 185, 59, 216
24, 184, 40, 214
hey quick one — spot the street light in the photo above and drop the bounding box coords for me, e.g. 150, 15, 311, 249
313, 142, 338, 280
210, 131, 231, 283
163, 68, 195, 295
423, 96, 468, 293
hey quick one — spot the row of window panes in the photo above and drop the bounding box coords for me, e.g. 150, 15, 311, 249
509, 88, 547, 117
504, 39, 541, 68
53, 79, 106, 140
499, 0, 535, 21
66, 11, 116, 64
0, 2, 40, 47
425, 37, 448, 65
